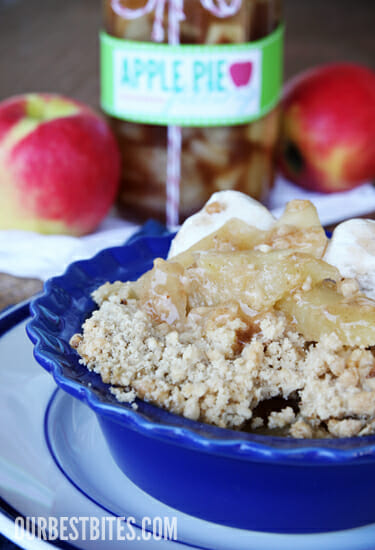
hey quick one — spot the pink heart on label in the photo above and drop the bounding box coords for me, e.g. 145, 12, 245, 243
229, 62, 253, 87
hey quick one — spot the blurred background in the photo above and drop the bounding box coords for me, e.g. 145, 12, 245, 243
0, 0, 374, 104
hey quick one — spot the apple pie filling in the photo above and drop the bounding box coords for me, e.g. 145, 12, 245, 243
104, 0, 282, 222
71, 199, 375, 438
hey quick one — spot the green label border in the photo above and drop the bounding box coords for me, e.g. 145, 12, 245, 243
100, 24, 284, 127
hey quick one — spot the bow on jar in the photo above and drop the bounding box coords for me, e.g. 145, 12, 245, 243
110, 0, 242, 227
111, 0, 242, 42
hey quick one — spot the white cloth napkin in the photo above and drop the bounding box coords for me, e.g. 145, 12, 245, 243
0, 217, 139, 281
0, 176, 374, 281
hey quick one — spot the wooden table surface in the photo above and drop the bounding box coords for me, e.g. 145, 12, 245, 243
0, 0, 374, 309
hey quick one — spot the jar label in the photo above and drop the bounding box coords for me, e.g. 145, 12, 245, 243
100, 25, 283, 127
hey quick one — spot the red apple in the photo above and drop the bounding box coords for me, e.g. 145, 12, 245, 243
279, 64, 375, 192
0, 93, 120, 235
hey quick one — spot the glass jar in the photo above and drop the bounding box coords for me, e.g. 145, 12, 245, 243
102, 0, 283, 224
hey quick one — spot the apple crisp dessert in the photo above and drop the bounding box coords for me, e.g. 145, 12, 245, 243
71, 193, 375, 438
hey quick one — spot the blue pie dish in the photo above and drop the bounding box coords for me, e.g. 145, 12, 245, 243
27, 227, 375, 535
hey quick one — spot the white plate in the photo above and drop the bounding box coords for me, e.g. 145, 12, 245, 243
1, 303, 375, 550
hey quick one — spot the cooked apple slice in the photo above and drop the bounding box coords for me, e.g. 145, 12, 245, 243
266, 225, 328, 259
190, 139, 229, 168
187, 250, 340, 311
205, 23, 245, 44
244, 107, 281, 149
173, 219, 265, 269
214, 164, 246, 192
180, 151, 207, 212
275, 199, 322, 229
201, 127, 236, 146
135, 259, 187, 324
278, 280, 375, 347
268, 200, 328, 258
122, 17, 152, 40
243, 151, 272, 200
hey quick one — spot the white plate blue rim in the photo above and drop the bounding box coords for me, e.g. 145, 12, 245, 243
0, 301, 75, 550
43, 389, 211, 550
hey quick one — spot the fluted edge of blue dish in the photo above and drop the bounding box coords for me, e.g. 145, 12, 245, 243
26, 232, 375, 466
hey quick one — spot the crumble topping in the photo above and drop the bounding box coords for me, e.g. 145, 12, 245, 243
70, 198, 375, 438
71, 279, 375, 438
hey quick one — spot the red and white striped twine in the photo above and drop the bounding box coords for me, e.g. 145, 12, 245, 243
111, 0, 242, 227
